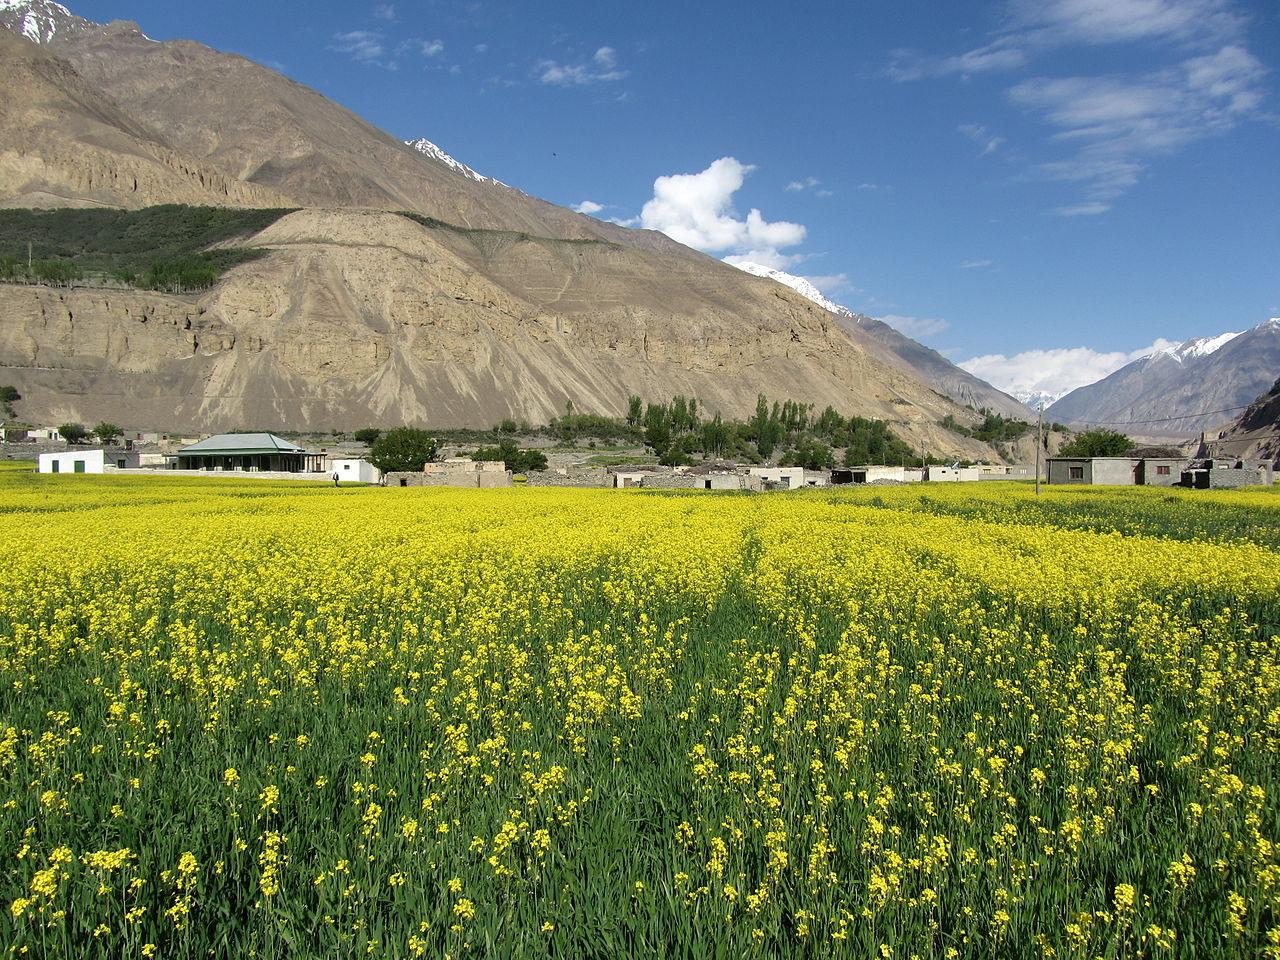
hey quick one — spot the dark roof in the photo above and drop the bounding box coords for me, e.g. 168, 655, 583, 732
1123, 446, 1187, 459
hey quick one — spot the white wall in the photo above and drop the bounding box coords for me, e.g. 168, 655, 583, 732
38, 449, 105, 474
331, 459, 381, 484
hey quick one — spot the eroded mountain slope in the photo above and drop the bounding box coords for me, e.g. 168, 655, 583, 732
0, 209, 995, 458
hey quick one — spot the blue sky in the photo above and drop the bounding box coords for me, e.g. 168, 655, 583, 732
76, 0, 1280, 397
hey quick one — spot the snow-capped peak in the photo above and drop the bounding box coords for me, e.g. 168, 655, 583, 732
1012, 389, 1068, 410
1147, 329, 1243, 364
727, 260, 857, 320
405, 138, 505, 187
0, 0, 75, 43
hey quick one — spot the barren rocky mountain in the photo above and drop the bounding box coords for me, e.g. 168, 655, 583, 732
1207, 377, 1280, 465
1048, 319, 1280, 436
31, 5, 678, 251
1, 208, 999, 458
0, 29, 286, 209
729, 261, 1035, 422
0, 2, 1008, 459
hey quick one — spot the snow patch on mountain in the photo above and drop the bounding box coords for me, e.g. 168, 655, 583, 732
728, 260, 856, 319
1012, 390, 1068, 411
405, 138, 505, 187
1146, 329, 1243, 363
0, 0, 72, 42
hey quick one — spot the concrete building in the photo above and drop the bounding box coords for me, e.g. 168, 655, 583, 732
173, 433, 323, 473
975, 464, 1033, 480
1135, 458, 1184, 487
331, 458, 381, 484
104, 449, 141, 470
836, 465, 905, 484
39, 449, 105, 474
748, 466, 806, 490
1047, 457, 1139, 486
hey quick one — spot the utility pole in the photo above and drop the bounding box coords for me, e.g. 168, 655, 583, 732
1035, 403, 1043, 496
27, 241, 32, 274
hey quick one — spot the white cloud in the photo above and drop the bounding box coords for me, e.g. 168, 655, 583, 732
960, 338, 1178, 397
331, 31, 386, 64
786, 176, 821, 192
960, 259, 994, 269
536, 46, 628, 85
1053, 201, 1112, 216
890, 0, 1265, 212
637, 158, 807, 266
398, 38, 445, 57
892, 0, 1245, 82
572, 200, 604, 215
857, 182, 890, 191
474, 43, 489, 53
374, 3, 396, 21
1007, 0, 1244, 48
1010, 45, 1266, 208
878, 314, 951, 339
958, 124, 1006, 156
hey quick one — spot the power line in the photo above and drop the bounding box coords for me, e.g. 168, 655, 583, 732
1057, 404, 1250, 427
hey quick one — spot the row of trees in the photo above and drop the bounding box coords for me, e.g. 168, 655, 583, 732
623, 393, 929, 469
939, 411, 1032, 444
55, 422, 124, 444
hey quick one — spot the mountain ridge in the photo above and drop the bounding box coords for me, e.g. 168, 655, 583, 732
728, 260, 1035, 422
1048, 318, 1280, 435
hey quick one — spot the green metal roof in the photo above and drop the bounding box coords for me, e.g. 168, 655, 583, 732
176, 433, 308, 456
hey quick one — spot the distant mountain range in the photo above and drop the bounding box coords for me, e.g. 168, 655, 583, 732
1048, 318, 1280, 436
730, 261, 1035, 422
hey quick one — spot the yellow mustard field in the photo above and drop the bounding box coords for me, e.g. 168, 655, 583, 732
0, 473, 1278, 959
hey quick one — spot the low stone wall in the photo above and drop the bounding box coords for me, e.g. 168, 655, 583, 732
640, 473, 703, 489
524, 469, 610, 488
384, 471, 512, 488
1207, 469, 1269, 489
2, 442, 72, 460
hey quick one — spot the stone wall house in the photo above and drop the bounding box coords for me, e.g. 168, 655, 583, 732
1182, 458, 1274, 489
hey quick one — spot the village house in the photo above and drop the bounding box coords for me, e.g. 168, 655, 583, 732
1047, 457, 1142, 486
331, 458, 381, 484
170, 433, 324, 473
39, 449, 105, 474
386, 458, 511, 488
1181, 458, 1274, 489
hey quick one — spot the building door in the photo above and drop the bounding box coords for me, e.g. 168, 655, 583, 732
51, 461, 59, 473
74, 460, 86, 473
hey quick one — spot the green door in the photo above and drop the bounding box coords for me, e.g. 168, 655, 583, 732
51, 461, 59, 474
74, 460, 85, 473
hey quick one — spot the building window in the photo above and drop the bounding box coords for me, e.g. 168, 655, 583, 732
1156, 465, 1170, 475
1069, 466, 1084, 480
74, 460, 86, 473
117, 459, 126, 469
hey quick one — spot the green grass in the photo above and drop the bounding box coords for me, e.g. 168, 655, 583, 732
0, 205, 295, 292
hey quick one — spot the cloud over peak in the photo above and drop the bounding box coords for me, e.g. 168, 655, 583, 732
637, 157, 807, 268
